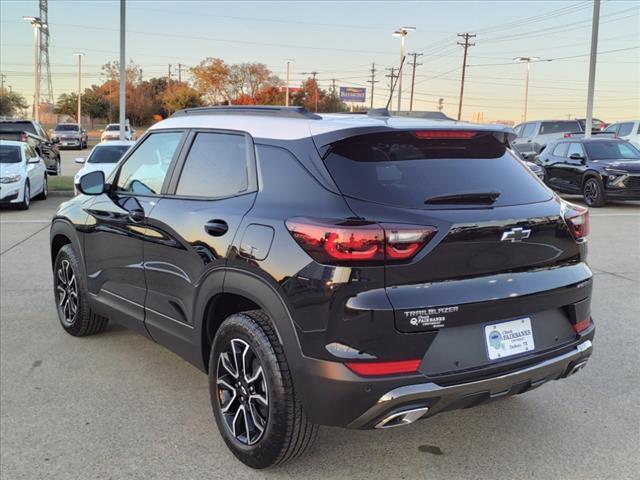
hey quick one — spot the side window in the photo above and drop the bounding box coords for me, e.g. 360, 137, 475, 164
115, 132, 183, 195
617, 122, 634, 137
567, 143, 585, 158
521, 123, 537, 138
513, 124, 523, 136
552, 142, 569, 157
176, 132, 250, 198
604, 123, 619, 134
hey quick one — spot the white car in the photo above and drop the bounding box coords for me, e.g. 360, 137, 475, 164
100, 123, 136, 142
0, 140, 48, 209
603, 120, 640, 149
74, 140, 135, 193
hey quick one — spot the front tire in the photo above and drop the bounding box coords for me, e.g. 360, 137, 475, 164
54, 244, 109, 336
17, 182, 30, 210
583, 177, 606, 207
209, 311, 317, 469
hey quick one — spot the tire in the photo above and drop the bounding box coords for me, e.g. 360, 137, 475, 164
583, 177, 606, 207
17, 182, 30, 210
53, 244, 109, 337
35, 175, 48, 200
209, 310, 317, 469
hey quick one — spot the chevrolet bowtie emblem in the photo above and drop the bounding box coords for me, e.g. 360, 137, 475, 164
501, 227, 531, 243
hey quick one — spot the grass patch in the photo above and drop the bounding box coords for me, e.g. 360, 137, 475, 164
48, 176, 74, 191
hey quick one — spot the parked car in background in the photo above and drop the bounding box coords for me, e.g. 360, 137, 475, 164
603, 120, 640, 149
576, 118, 607, 132
73, 140, 135, 194
53, 106, 595, 468
101, 123, 136, 142
524, 160, 545, 179
0, 119, 61, 175
539, 137, 640, 206
512, 120, 582, 160
52, 123, 88, 149
0, 140, 48, 209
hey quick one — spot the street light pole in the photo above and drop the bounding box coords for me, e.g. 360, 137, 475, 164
514, 57, 539, 122
23, 16, 46, 122
73, 52, 84, 127
393, 26, 415, 112
285, 60, 293, 106
119, 0, 126, 140
585, 0, 601, 139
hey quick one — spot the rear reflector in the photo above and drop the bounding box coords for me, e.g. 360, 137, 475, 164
286, 217, 436, 265
572, 317, 591, 333
345, 359, 421, 377
562, 202, 589, 241
413, 130, 478, 140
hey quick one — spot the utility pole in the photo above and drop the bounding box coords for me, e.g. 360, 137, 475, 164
1, 73, 5, 91
456, 32, 475, 121
73, 52, 84, 126
119, 0, 126, 140
408, 52, 423, 112
301, 71, 319, 112
585, 0, 600, 139
177, 63, 182, 82
392, 26, 415, 112
385, 67, 398, 99
367, 62, 378, 109
285, 60, 293, 106
168, 64, 172, 83
330, 78, 337, 94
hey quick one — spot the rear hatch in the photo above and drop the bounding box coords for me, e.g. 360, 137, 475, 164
317, 128, 591, 375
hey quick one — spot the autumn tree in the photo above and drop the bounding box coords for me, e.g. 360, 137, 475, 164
292, 78, 327, 112
191, 57, 230, 105
162, 82, 203, 114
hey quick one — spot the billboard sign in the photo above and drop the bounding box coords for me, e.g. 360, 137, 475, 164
340, 87, 366, 103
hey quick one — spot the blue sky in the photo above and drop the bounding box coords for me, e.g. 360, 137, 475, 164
1, 0, 638, 122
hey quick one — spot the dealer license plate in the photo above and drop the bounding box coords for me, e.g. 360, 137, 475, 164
484, 317, 535, 360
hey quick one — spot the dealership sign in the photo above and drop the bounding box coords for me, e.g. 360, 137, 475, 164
340, 87, 366, 103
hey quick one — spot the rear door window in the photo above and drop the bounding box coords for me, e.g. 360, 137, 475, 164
520, 123, 536, 138
567, 143, 585, 158
604, 123, 619, 134
552, 142, 569, 157
539, 121, 580, 135
322, 131, 552, 209
617, 122, 634, 137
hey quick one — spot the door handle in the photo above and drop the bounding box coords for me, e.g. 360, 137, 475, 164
205, 219, 228, 237
128, 208, 145, 223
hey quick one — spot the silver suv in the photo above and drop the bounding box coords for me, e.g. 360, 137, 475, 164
513, 120, 582, 160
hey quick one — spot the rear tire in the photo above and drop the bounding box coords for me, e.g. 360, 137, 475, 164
583, 177, 606, 207
209, 310, 317, 469
54, 244, 109, 336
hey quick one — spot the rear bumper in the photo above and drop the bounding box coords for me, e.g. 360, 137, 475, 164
349, 338, 593, 429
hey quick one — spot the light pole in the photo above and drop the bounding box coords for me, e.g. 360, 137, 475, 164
73, 52, 85, 127
514, 57, 539, 122
585, 0, 600, 139
23, 16, 47, 122
119, 0, 126, 140
285, 59, 294, 106
392, 26, 415, 112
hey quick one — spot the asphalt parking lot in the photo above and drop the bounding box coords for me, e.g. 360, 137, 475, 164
1, 196, 638, 480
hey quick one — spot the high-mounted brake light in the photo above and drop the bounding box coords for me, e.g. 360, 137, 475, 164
286, 218, 437, 265
345, 359, 421, 377
562, 203, 589, 241
413, 130, 478, 140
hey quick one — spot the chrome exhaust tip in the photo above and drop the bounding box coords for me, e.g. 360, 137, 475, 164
567, 360, 588, 377
374, 406, 429, 429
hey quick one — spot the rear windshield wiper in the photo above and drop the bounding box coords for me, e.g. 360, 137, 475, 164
424, 191, 501, 205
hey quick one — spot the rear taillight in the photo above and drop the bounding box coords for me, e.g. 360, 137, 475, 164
413, 130, 478, 140
345, 359, 421, 377
286, 217, 437, 265
572, 317, 592, 333
562, 202, 589, 241
563, 133, 573, 138
19, 133, 28, 142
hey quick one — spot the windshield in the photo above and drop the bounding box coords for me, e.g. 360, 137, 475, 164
0, 145, 22, 163
88, 145, 131, 164
586, 141, 640, 160
106, 125, 120, 131
539, 121, 580, 135
323, 131, 551, 209
55, 124, 79, 132
0, 122, 37, 135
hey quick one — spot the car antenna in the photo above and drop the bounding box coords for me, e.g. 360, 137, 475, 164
385, 55, 406, 111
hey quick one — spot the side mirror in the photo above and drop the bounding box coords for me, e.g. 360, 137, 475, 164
569, 153, 585, 161
75, 157, 86, 164
77, 170, 105, 195
28, 157, 40, 164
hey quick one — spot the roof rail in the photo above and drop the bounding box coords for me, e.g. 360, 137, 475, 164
171, 105, 322, 120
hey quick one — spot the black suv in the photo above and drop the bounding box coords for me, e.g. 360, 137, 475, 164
50, 107, 595, 469
538, 137, 640, 206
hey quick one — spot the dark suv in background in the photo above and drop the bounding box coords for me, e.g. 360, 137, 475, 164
50, 107, 595, 468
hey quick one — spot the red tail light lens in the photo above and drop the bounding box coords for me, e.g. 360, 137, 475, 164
286, 218, 437, 265
345, 359, 421, 377
562, 203, 589, 241
413, 130, 478, 140
563, 133, 573, 138
19, 133, 28, 142
572, 317, 592, 333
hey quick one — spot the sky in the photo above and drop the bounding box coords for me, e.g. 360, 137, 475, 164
1, 0, 638, 123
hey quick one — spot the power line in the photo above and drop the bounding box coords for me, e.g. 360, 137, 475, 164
456, 33, 475, 120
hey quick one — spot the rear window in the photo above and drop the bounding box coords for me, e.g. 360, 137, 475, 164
585, 141, 640, 160
539, 121, 580, 135
106, 125, 120, 131
55, 124, 79, 131
88, 145, 131, 164
323, 131, 552, 209
0, 122, 37, 135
